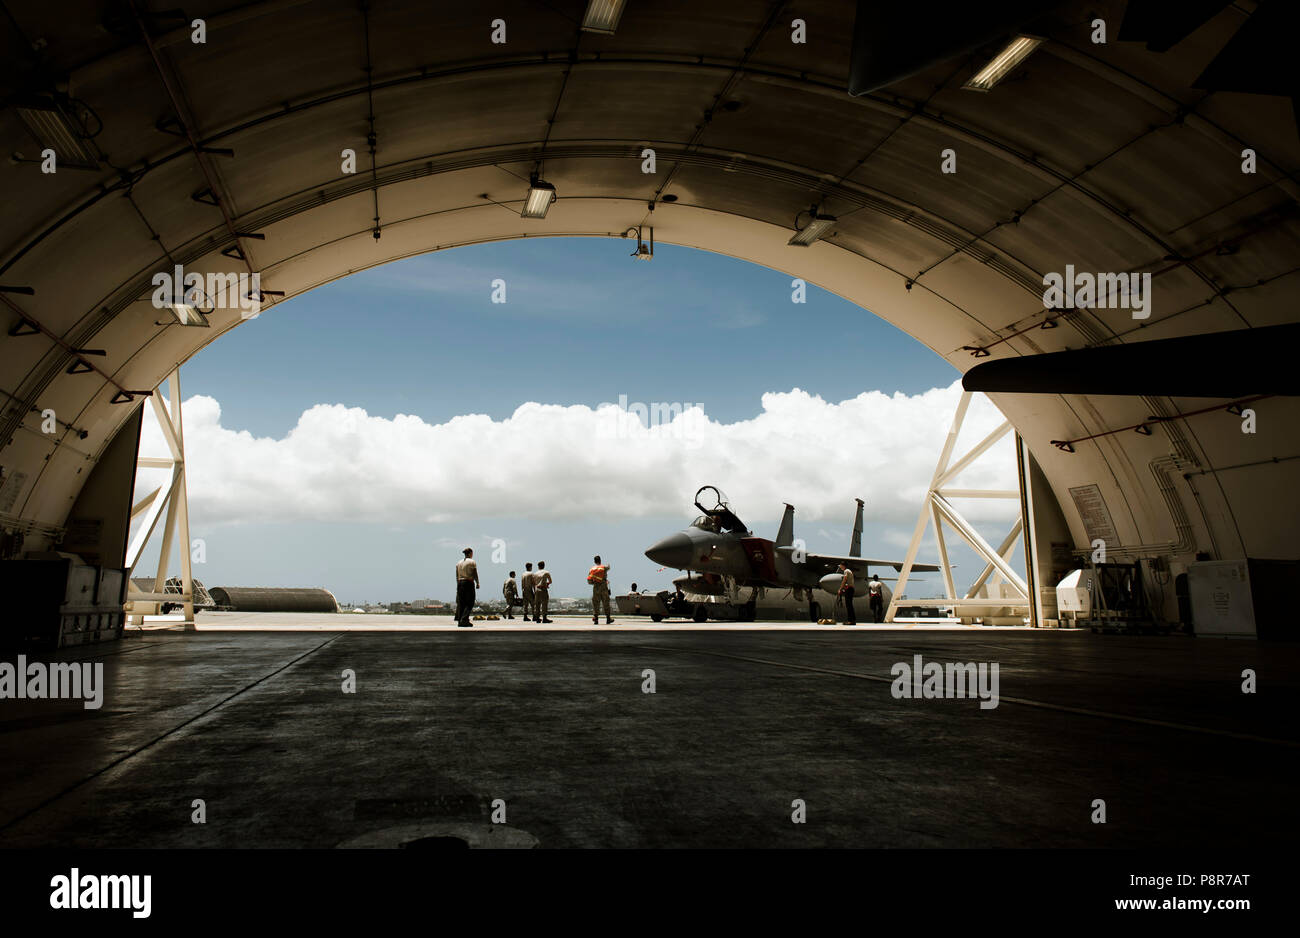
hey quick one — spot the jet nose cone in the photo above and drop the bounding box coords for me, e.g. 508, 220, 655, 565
645, 532, 694, 569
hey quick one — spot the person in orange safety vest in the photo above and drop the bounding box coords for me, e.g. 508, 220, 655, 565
588, 554, 613, 625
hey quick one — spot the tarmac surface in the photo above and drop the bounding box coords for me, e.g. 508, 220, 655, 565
166, 611, 1001, 630
1, 625, 1295, 848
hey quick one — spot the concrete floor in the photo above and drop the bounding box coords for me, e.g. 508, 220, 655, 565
156, 610, 1027, 630
1, 628, 1295, 848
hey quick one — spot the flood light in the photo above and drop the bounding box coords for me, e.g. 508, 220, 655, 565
962, 35, 1044, 92
581, 0, 627, 34
624, 225, 653, 260
158, 282, 209, 326
14, 96, 99, 169
162, 294, 211, 326
166, 299, 196, 324
521, 177, 556, 219
788, 211, 836, 247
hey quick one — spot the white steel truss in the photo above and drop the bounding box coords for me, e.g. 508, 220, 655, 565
886, 391, 1036, 623
124, 369, 194, 624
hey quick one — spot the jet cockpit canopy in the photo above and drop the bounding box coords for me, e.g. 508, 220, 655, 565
693, 485, 749, 534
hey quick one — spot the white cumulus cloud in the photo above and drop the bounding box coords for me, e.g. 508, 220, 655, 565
136, 381, 1018, 526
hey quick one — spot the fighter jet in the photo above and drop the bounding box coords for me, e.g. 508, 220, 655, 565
644, 485, 940, 621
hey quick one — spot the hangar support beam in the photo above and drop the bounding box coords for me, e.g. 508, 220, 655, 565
124, 369, 194, 626
887, 392, 1035, 625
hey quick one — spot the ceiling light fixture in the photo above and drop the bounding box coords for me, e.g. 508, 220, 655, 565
154, 279, 214, 327
788, 208, 837, 247
624, 224, 655, 257
962, 35, 1044, 92
13, 95, 100, 169
581, 0, 627, 35
160, 290, 212, 327
166, 298, 197, 325
521, 175, 556, 219
623, 225, 653, 260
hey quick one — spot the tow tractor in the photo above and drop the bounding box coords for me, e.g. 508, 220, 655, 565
615, 581, 757, 623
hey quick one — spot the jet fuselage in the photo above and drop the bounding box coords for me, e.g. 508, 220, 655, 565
645, 523, 810, 589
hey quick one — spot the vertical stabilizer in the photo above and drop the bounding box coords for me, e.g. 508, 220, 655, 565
775, 504, 795, 548
849, 498, 864, 557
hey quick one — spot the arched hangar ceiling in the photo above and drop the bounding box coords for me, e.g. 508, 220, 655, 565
0, 0, 1298, 568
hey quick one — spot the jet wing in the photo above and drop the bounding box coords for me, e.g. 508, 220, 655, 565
776, 546, 941, 573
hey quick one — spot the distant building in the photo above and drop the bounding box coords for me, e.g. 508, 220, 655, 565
131, 576, 217, 611
387, 599, 451, 614
207, 586, 340, 613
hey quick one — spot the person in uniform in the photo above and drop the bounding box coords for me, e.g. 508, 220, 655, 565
867, 573, 885, 623
503, 571, 520, 618
521, 562, 536, 621
454, 548, 479, 627
588, 554, 613, 624
534, 561, 553, 623
837, 562, 856, 625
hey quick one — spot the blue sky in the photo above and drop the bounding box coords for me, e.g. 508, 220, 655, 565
180, 239, 957, 435
139, 237, 1024, 605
